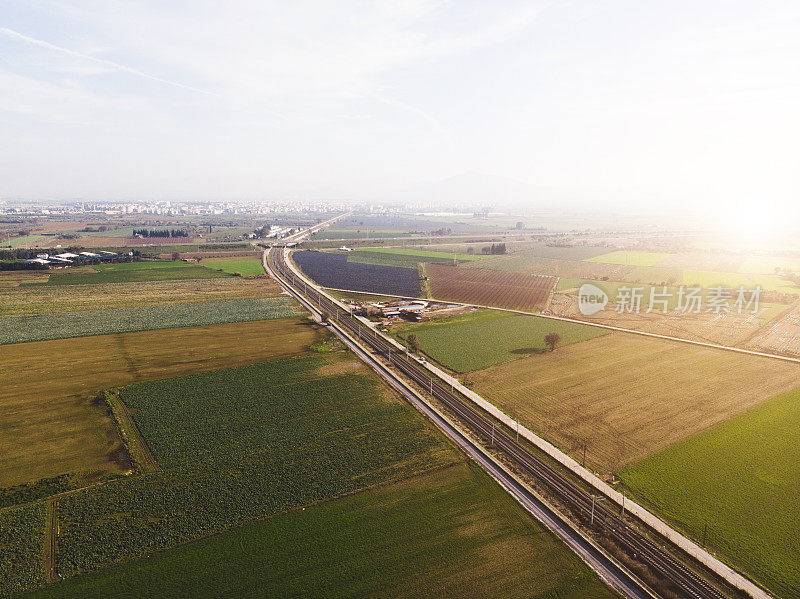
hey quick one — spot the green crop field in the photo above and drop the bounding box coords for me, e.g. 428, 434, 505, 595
0, 297, 299, 344
358, 247, 485, 260
3, 234, 45, 248
395, 309, 607, 372
347, 250, 459, 268
0, 501, 47, 596
200, 257, 265, 276
587, 250, 673, 266
619, 386, 800, 598
51, 354, 457, 582
27, 261, 232, 286
682, 269, 800, 294
33, 462, 615, 599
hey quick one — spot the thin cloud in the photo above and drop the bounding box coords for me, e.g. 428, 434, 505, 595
0, 27, 217, 96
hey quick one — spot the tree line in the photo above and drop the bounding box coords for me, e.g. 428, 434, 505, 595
132, 229, 189, 238
481, 243, 506, 255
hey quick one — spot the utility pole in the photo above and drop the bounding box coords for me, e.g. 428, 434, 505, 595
620, 490, 626, 519
491, 422, 495, 446
582, 444, 586, 468
516, 419, 520, 442
591, 495, 596, 525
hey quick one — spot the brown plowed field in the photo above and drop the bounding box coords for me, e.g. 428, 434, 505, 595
426, 263, 555, 312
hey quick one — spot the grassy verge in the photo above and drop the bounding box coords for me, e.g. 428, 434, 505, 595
200, 257, 265, 276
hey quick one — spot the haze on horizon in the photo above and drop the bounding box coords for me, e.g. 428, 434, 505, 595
1, 1, 798, 216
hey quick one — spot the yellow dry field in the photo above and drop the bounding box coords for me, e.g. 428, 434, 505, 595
746, 300, 800, 357
548, 292, 789, 348
0, 318, 321, 487
0, 273, 283, 315
469, 333, 800, 475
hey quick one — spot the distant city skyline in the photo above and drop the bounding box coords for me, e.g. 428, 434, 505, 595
1, 1, 798, 216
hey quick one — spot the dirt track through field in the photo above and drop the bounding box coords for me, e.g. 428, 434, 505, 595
104, 391, 160, 473
43, 497, 59, 583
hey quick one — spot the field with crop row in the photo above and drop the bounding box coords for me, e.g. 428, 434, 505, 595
620, 386, 800, 599
470, 333, 800, 474
427, 263, 555, 311
395, 309, 607, 372
293, 250, 420, 297
52, 354, 457, 582
0, 318, 320, 488
33, 462, 615, 599
0, 297, 299, 344
0, 501, 47, 596
0, 275, 281, 316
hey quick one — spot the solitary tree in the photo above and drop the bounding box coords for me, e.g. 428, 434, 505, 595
544, 331, 561, 352
407, 333, 420, 353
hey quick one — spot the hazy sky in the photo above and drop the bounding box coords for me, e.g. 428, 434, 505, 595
1, 1, 798, 210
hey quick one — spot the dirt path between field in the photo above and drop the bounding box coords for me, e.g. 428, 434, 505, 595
42, 497, 59, 583
103, 391, 160, 473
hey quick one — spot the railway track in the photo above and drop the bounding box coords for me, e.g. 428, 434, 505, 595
267, 246, 737, 599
